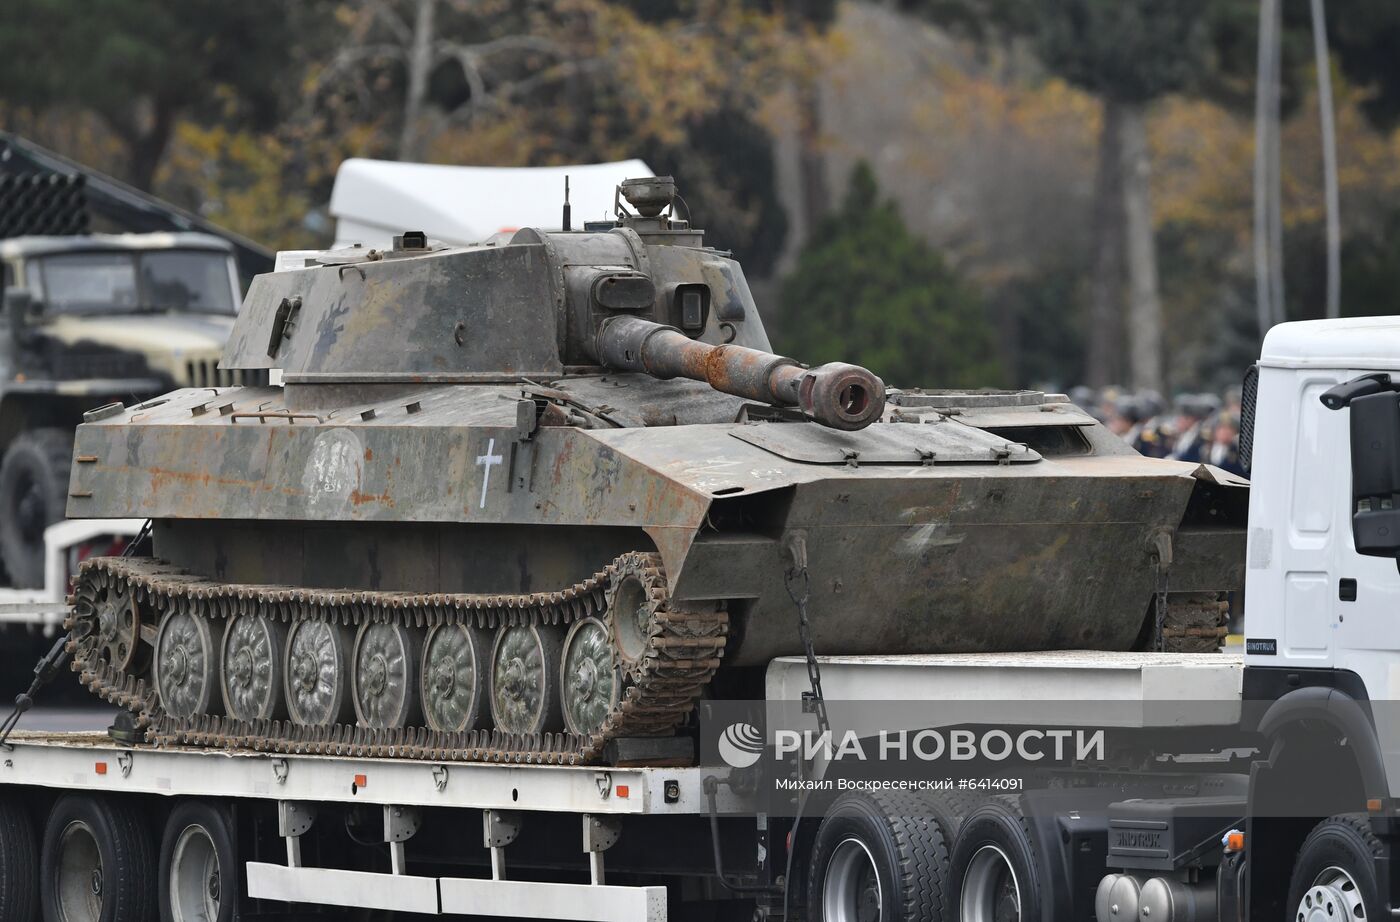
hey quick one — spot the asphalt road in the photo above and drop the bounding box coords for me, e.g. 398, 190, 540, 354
21, 703, 119, 732
0, 639, 119, 732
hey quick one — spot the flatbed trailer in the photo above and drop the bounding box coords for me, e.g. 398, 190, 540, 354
0, 650, 1258, 922
0, 729, 756, 921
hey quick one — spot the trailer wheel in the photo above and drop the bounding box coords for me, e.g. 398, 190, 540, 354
0, 796, 39, 922
0, 428, 73, 589
948, 798, 1043, 922
807, 790, 951, 921
41, 794, 155, 922
159, 801, 236, 922
1286, 814, 1381, 922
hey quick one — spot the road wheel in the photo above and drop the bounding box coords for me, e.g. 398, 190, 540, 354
807, 790, 951, 921
1287, 814, 1381, 922
159, 801, 237, 922
0, 428, 73, 588
948, 797, 1044, 922
0, 796, 39, 922
41, 794, 156, 922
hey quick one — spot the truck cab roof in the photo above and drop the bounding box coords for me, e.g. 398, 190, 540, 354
1260, 316, 1400, 371
0, 231, 235, 260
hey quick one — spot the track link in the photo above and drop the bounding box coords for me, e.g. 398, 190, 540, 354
65, 553, 727, 765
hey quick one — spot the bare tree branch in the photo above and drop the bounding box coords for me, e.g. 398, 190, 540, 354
363, 0, 413, 45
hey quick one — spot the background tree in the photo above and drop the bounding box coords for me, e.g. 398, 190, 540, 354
776, 163, 1003, 387
0, 0, 300, 191
1029, 1, 1214, 393
899, 0, 1265, 391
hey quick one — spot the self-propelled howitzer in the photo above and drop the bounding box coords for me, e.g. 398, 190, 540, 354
61, 178, 1246, 766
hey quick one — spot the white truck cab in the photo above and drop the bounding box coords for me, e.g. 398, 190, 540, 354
1244, 319, 1400, 805
1246, 317, 1400, 684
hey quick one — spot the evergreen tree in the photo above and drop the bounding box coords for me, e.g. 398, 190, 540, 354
775, 164, 1003, 389
0, 0, 303, 191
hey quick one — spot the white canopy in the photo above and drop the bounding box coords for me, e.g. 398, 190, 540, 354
329, 158, 653, 248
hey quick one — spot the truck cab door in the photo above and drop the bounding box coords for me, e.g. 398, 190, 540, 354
1322, 373, 1400, 691
1278, 375, 1346, 666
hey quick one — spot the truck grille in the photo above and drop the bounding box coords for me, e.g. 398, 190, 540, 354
50, 351, 149, 380
1238, 364, 1258, 473
184, 360, 270, 388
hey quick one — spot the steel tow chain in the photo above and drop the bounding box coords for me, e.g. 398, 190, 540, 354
1153, 563, 1171, 653
1150, 530, 1173, 653
784, 563, 829, 737
0, 520, 152, 750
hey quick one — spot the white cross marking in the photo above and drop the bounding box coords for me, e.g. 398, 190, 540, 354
475, 438, 504, 509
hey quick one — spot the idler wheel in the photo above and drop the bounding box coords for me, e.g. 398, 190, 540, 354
420, 623, 488, 733
154, 611, 223, 719
220, 615, 287, 721
283, 620, 354, 727
489, 624, 564, 736
607, 555, 665, 679
560, 617, 620, 737
91, 578, 141, 672
352, 621, 421, 729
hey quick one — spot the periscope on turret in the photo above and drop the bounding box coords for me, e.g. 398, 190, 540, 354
59, 177, 1247, 766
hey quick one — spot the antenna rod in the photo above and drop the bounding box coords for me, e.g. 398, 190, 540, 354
562, 175, 572, 232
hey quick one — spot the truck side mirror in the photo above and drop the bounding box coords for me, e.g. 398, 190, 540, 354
1323, 375, 1400, 557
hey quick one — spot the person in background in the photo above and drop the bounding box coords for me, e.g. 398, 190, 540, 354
1223, 385, 1243, 421
1170, 393, 1220, 463
1207, 412, 1246, 476
1105, 394, 1135, 438
1129, 391, 1171, 458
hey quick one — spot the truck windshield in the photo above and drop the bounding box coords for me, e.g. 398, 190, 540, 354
37, 250, 236, 316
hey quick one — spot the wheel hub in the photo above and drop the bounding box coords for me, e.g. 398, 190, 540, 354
1298, 868, 1366, 922
230, 648, 254, 687
365, 654, 389, 697
90, 867, 102, 896
575, 659, 598, 698
435, 664, 455, 697
962, 844, 1021, 922
823, 837, 882, 922
295, 654, 318, 692
165, 646, 190, 687
504, 657, 527, 696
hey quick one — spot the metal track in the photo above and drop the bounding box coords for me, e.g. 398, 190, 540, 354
65, 553, 727, 765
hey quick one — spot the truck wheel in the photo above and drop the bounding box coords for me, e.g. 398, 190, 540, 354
948, 797, 1043, 922
159, 801, 236, 922
807, 790, 951, 921
41, 794, 155, 922
1286, 814, 1381, 922
0, 796, 39, 922
0, 428, 73, 589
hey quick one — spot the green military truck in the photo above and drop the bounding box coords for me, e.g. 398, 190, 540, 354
0, 232, 264, 587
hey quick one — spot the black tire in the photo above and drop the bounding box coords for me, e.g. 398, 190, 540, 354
0, 428, 73, 588
807, 790, 951, 921
925, 791, 985, 842
41, 794, 156, 922
1286, 814, 1382, 922
948, 797, 1045, 922
0, 796, 39, 922
159, 801, 237, 922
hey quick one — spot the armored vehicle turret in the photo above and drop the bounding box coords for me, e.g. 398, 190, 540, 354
62, 179, 1245, 765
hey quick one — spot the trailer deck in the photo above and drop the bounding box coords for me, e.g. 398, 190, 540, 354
0, 731, 751, 921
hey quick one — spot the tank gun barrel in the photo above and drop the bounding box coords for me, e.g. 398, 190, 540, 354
595, 315, 885, 430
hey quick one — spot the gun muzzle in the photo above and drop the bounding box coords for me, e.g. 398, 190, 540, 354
596, 316, 885, 430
